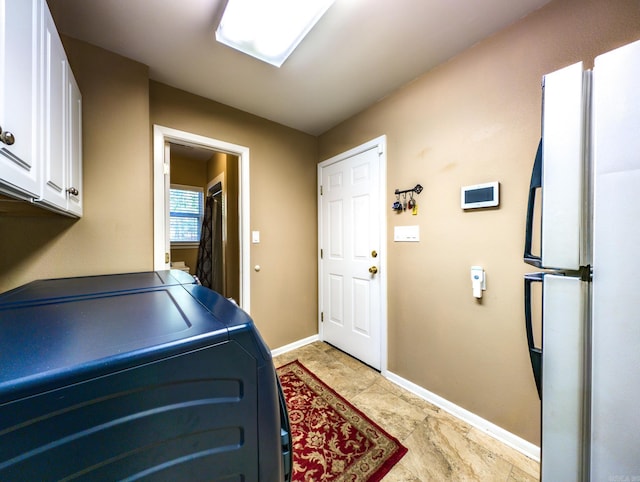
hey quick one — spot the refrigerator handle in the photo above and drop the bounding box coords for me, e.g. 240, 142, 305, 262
524, 139, 543, 268
524, 272, 543, 399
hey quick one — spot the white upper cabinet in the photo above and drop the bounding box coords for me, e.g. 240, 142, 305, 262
40, 5, 68, 211
66, 67, 82, 216
0, 0, 41, 199
0, 0, 82, 217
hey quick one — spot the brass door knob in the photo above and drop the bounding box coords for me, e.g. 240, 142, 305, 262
369, 266, 378, 275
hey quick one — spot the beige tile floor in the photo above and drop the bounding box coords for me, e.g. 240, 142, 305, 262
273, 341, 540, 482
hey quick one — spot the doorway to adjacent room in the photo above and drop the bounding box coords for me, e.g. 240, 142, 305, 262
153, 125, 251, 312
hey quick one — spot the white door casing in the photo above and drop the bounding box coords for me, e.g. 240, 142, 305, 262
163, 141, 170, 265
152, 125, 251, 313
318, 136, 387, 371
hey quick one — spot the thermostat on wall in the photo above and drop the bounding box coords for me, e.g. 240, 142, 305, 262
461, 181, 500, 209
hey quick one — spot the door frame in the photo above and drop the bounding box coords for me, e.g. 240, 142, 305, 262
317, 135, 388, 373
153, 124, 251, 313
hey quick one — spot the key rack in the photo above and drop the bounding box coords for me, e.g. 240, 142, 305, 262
394, 184, 423, 196
392, 184, 423, 214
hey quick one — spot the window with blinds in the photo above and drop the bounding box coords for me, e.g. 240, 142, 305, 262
170, 185, 204, 244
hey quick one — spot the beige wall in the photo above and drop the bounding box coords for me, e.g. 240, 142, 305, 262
150, 82, 319, 348
0, 39, 151, 292
171, 152, 208, 186
318, 0, 640, 444
0, 39, 318, 352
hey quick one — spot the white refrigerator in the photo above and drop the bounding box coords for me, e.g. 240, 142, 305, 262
523, 38, 640, 481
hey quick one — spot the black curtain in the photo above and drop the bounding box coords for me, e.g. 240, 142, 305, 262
210, 196, 224, 294
196, 193, 224, 293
195, 195, 214, 288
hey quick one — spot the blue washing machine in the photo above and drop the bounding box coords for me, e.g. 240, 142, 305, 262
0, 270, 291, 481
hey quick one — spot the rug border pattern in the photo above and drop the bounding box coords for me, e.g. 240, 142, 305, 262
277, 359, 408, 481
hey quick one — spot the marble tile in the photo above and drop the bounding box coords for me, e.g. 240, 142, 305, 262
466, 428, 540, 480
350, 382, 428, 441
508, 464, 540, 482
273, 351, 299, 367
381, 460, 423, 482
275, 342, 326, 365
303, 359, 378, 400
400, 419, 514, 481
314, 341, 338, 353
276, 342, 540, 482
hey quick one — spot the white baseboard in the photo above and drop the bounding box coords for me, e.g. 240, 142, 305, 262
271, 334, 319, 357
385, 371, 541, 462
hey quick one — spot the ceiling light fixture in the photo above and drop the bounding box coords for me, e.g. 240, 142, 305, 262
215, 0, 336, 67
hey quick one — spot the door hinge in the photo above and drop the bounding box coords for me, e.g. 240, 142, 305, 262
378, 145, 384, 155
320, 248, 323, 259
320, 312, 324, 322
163, 163, 170, 175
165, 252, 170, 263
320, 185, 323, 196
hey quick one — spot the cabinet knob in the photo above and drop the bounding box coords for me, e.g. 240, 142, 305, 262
66, 187, 79, 196
0, 126, 15, 146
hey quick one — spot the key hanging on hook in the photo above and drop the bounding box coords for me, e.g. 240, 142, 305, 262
407, 192, 415, 210
392, 192, 402, 211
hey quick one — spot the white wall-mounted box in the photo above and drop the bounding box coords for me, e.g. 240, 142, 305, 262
394, 225, 420, 242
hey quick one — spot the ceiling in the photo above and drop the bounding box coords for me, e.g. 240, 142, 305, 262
48, 0, 551, 136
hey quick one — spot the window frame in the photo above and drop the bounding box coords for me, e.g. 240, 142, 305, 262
169, 183, 204, 248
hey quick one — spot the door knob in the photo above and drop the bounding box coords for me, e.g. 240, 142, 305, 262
369, 266, 378, 275
0, 126, 15, 145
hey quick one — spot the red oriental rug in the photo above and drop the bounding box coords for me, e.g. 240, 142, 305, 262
277, 360, 408, 481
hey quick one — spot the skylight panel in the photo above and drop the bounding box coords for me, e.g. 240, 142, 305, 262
216, 0, 335, 67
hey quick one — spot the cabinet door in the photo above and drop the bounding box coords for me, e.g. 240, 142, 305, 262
0, 0, 40, 198
39, 5, 68, 211
66, 67, 82, 216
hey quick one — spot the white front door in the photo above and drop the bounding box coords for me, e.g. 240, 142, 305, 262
318, 137, 386, 370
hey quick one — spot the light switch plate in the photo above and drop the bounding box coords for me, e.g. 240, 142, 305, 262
252, 231, 260, 243
394, 225, 420, 242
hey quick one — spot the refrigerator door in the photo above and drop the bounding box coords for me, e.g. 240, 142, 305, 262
591, 38, 640, 480
524, 61, 590, 270
541, 274, 588, 482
